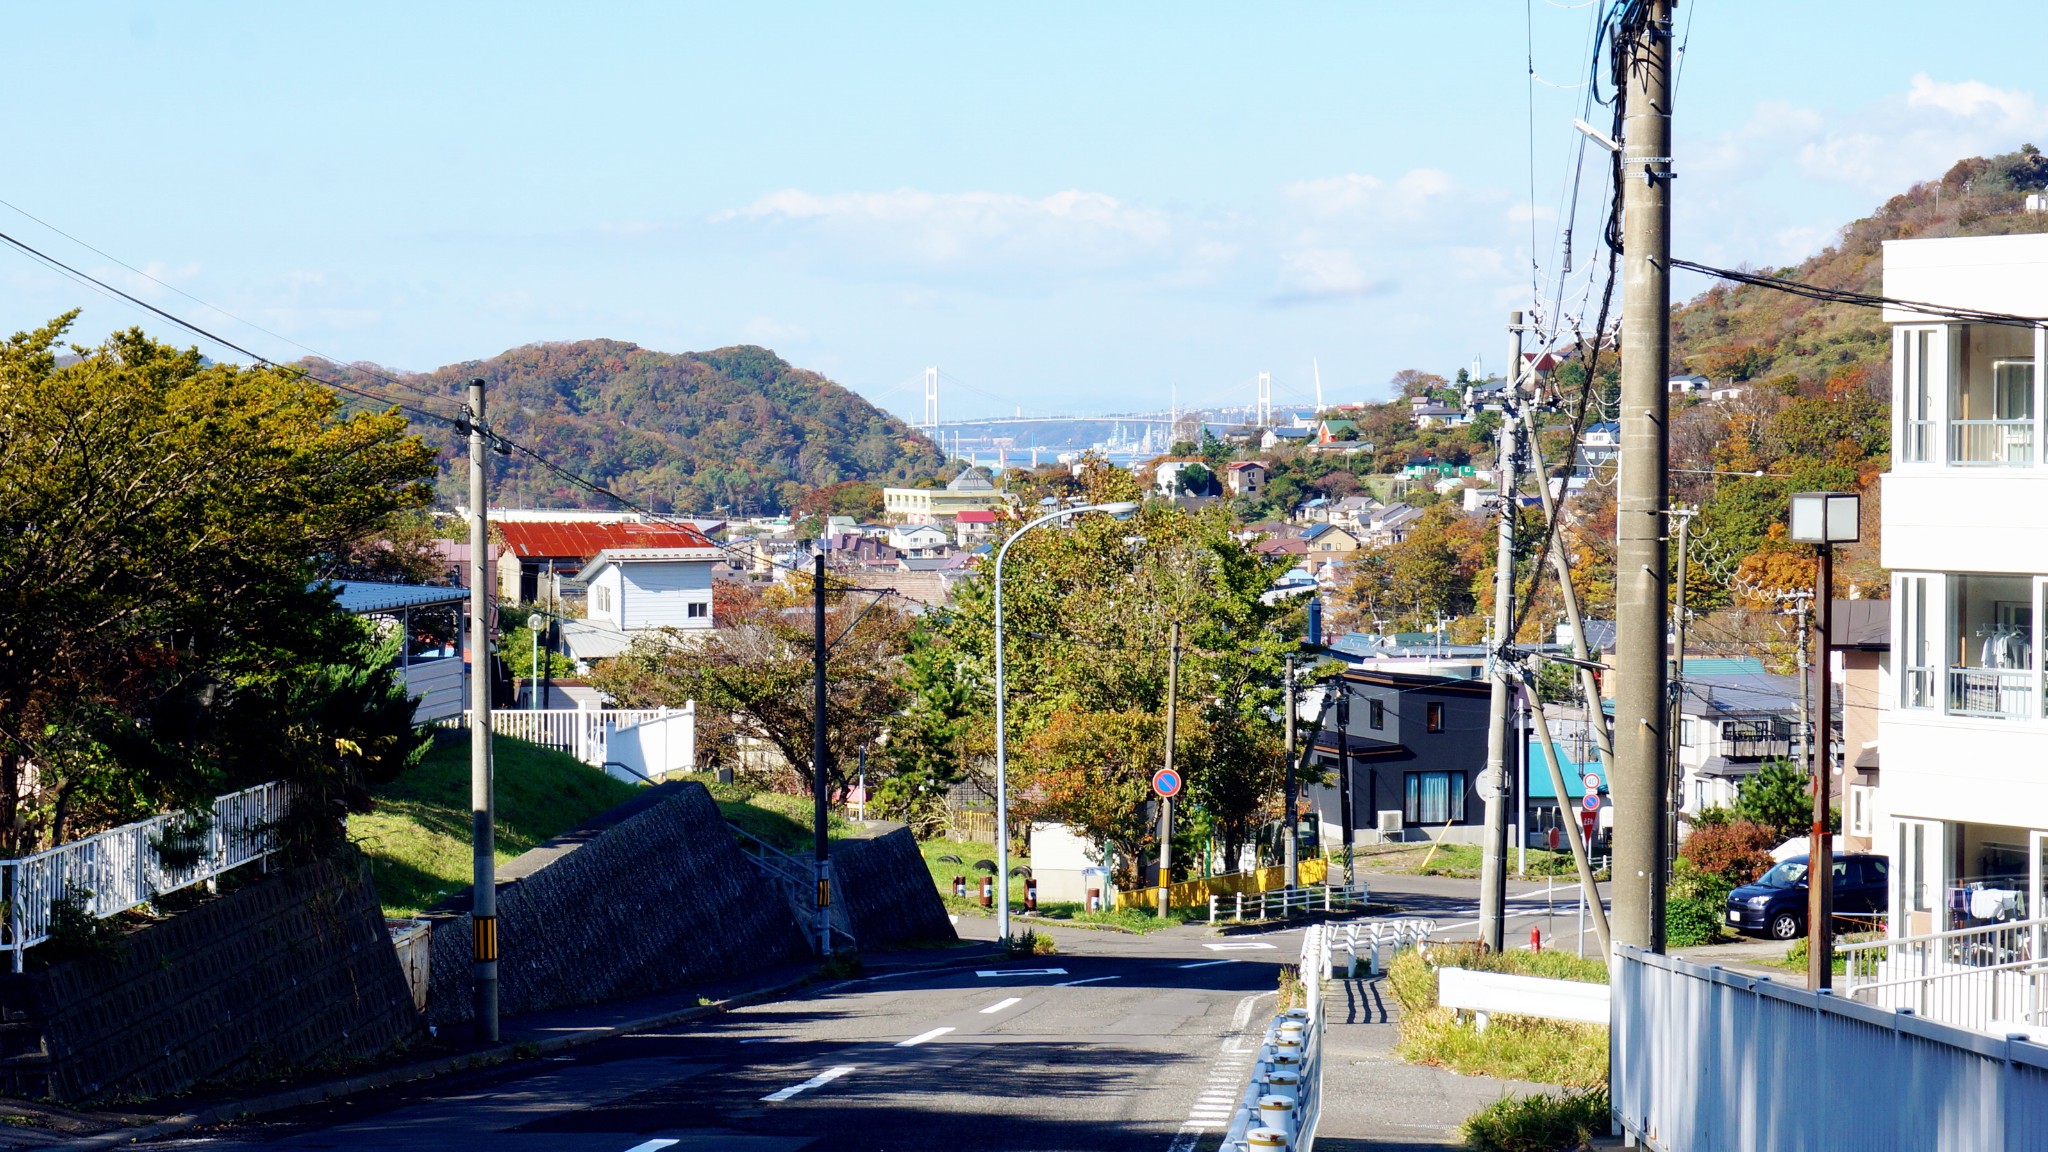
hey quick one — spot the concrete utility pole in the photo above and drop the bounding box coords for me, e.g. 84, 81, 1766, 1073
812, 551, 833, 955
1283, 654, 1298, 889
1809, 548, 1836, 990
1611, 0, 1675, 953
1336, 690, 1353, 887
1158, 622, 1180, 918
466, 378, 498, 1042
1788, 594, 1813, 770
1667, 507, 1695, 877
1479, 311, 1525, 952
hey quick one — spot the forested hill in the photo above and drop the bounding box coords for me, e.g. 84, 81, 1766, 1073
310, 341, 945, 515
1672, 146, 2048, 386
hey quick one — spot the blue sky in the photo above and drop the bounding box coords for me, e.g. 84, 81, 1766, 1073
6, 3, 2048, 423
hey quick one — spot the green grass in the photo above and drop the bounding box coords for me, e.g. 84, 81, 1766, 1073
705, 780, 853, 853
1387, 943, 1609, 1088
350, 734, 640, 917
1459, 1089, 1612, 1151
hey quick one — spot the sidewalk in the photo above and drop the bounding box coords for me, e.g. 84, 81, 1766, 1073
3, 937, 999, 1152
1310, 973, 1609, 1151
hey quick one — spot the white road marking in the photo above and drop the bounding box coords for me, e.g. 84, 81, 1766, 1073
975, 967, 1067, 977
1171, 990, 1274, 1151
1203, 942, 1277, 951
622, 1141, 680, 1152
1177, 958, 1237, 970
1053, 974, 1120, 986
760, 1066, 854, 1103
981, 997, 1022, 1014
897, 1027, 956, 1047
1230, 991, 1265, 1031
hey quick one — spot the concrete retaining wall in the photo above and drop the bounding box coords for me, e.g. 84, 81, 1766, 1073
422, 781, 809, 1027
830, 822, 955, 949
0, 859, 424, 1103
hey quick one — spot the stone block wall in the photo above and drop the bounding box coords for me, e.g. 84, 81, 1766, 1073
0, 858, 424, 1103
423, 781, 809, 1027
831, 823, 956, 949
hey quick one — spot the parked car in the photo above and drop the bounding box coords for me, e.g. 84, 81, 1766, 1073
1724, 853, 1889, 940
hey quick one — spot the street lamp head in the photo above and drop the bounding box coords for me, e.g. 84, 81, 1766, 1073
1095, 501, 1141, 518
1788, 491, 1860, 545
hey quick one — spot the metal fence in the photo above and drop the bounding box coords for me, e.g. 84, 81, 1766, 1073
1613, 944, 2048, 1152
441, 708, 675, 766
0, 781, 288, 970
1841, 915, 2048, 1033
1120, 859, 1334, 913
1205, 878, 1364, 924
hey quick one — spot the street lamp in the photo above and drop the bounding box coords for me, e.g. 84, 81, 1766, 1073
993, 500, 1140, 943
527, 613, 543, 711
1788, 490, 1859, 991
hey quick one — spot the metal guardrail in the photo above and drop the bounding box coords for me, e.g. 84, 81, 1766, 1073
1615, 943, 2048, 1151
1216, 919, 1436, 1150
1841, 915, 2048, 1033
0, 781, 288, 971
1207, 881, 1366, 924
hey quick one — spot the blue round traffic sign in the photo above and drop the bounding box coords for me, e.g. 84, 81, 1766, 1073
1582, 792, 1601, 812
1152, 767, 1183, 799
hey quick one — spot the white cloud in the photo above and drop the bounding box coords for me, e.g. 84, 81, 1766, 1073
1282, 168, 1459, 220
714, 187, 1173, 269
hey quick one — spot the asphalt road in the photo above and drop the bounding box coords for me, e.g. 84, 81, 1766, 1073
163, 922, 1298, 1152
157, 871, 1608, 1152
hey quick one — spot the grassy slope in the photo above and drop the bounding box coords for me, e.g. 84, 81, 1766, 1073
350, 734, 639, 917
1387, 943, 1609, 1088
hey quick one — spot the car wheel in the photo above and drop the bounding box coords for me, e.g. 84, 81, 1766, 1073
1768, 911, 1802, 941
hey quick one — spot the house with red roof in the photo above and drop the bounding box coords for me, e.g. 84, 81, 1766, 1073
496, 519, 721, 605
954, 509, 1002, 548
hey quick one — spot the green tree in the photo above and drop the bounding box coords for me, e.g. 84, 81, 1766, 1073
871, 626, 980, 837
1731, 759, 1829, 841
0, 315, 438, 853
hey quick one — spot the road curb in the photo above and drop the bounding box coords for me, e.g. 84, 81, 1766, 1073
45, 971, 823, 1151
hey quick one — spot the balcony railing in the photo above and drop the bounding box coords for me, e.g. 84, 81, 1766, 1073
1901, 419, 1934, 463
1842, 915, 2048, 1034
1947, 667, 2035, 719
1948, 418, 2035, 467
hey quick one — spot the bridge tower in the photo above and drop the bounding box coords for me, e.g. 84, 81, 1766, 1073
1256, 371, 1273, 428
923, 366, 939, 428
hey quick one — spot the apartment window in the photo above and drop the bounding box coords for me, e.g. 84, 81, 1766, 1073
1899, 326, 1936, 463
1899, 575, 1933, 709
1946, 572, 2034, 718
1949, 323, 2036, 467
1848, 785, 1874, 838
1426, 702, 1444, 733
687, 601, 709, 619
1404, 771, 1467, 825
1368, 698, 1385, 730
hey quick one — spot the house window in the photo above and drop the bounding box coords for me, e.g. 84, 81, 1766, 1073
1899, 326, 1936, 463
1404, 771, 1466, 825
687, 601, 709, 619
1899, 574, 1933, 709
593, 584, 611, 614
1426, 702, 1444, 733
1679, 717, 1696, 747
1368, 698, 1385, 730
1848, 785, 1874, 838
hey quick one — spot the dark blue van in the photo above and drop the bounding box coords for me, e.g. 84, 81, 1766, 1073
1724, 854, 1889, 940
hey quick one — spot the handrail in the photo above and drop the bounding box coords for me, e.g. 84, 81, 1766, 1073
1839, 915, 2048, 954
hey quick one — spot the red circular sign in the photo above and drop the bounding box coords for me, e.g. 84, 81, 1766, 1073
1152, 767, 1183, 798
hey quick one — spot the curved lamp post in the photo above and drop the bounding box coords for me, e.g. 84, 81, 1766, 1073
993, 500, 1139, 942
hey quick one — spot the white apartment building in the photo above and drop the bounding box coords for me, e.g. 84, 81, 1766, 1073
1880, 234, 2048, 938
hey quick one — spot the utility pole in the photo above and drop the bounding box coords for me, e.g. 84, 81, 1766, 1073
465, 378, 498, 1042
1611, 0, 1675, 954
1283, 653, 1299, 889
1336, 690, 1353, 888
812, 551, 833, 955
1158, 623, 1181, 918
1788, 595, 1813, 770
1479, 311, 1524, 952
1667, 507, 1695, 878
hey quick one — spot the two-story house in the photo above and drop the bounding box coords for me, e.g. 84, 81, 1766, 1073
560, 539, 724, 665
1306, 669, 1489, 847
1879, 234, 2048, 938
1225, 460, 1269, 498
887, 524, 951, 558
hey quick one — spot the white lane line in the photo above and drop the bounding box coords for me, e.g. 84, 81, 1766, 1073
981, 997, 1022, 1014
1053, 974, 1120, 987
1204, 942, 1277, 951
1230, 991, 1265, 1031
622, 1142, 680, 1152
1177, 958, 1237, 970
976, 967, 1067, 977
760, 1066, 854, 1103
897, 1026, 956, 1048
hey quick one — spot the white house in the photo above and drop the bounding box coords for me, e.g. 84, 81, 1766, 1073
563, 544, 723, 664
887, 524, 951, 557
1878, 233, 2048, 940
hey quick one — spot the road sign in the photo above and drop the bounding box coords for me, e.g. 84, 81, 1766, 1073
1152, 767, 1182, 799
1547, 826, 1561, 851
1582, 772, 1602, 792
1580, 808, 1598, 841
1582, 792, 1601, 812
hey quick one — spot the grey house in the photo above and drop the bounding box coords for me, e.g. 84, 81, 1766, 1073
1305, 669, 1490, 847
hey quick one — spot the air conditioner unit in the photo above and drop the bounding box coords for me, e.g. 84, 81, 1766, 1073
1377, 810, 1404, 836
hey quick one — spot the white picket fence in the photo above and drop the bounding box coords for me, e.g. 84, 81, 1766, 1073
0, 781, 288, 970
440, 707, 692, 778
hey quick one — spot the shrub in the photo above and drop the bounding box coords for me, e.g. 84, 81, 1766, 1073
1685, 805, 1734, 829
1678, 820, 1777, 886
1004, 930, 1057, 957
1665, 895, 1726, 947
1459, 1089, 1611, 1152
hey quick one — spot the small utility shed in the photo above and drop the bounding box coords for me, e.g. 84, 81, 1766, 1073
564, 542, 724, 668
329, 580, 469, 723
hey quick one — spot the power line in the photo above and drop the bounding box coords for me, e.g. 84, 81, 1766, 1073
1672, 258, 2048, 327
